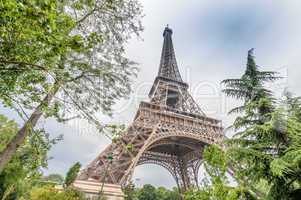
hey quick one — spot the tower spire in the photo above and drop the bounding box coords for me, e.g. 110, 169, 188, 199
158, 26, 183, 82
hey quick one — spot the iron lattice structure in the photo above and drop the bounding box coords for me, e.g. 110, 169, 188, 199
77, 26, 224, 191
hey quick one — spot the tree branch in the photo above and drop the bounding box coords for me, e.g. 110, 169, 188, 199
0, 60, 47, 71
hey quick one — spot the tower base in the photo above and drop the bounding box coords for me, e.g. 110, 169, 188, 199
73, 180, 125, 200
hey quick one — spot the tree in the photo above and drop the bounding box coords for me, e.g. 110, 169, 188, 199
157, 186, 181, 200
123, 181, 137, 200
123, 184, 181, 200
42, 174, 64, 185
221, 48, 279, 115
137, 184, 159, 200
0, 0, 143, 172
29, 186, 85, 200
0, 115, 18, 153
184, 145, 257, 200
0, 115, 60, 199
225, 100, 301, 199
185, 49, 301, 200
137, 184, 160, 200
64, 162, 81, 188
168, 187, 181, 200
283, 90, 301, 120
221, 50, 301, 199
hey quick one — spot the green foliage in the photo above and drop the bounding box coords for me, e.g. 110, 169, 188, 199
124, 182, 137, 200
106, 124, 126, 143
0, 0, 143, 122
184, 145, 257, 200
185, 189, 210, 200
123, 184, 181, 200
186, 50, 300, 200
29, 186, 84, 200
64, 162, 81, 188
42, 174, 65, 185
221, 49, 278, 116
0, 0, 75, 110
225, 104, 301, 199
185, 185, 257, 200
0, 115, 61, 199
156, 187, 181, 200
203, 145, 227, 179
137, 184, 158, 200
220, 50, 301, 199
0, 0, 142, 179
0, 115, 18, 153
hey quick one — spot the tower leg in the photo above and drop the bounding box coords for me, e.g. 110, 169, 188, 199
189, 159, 202, 189
169, 156, 193, 193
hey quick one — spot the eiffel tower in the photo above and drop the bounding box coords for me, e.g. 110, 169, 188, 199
76, 26, 223, 192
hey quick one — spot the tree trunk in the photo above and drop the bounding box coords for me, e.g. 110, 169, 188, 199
0, 82, 60, 173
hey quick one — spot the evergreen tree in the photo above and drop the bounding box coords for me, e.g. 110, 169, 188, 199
64, 162, 81, 188
185, 49, 301, 200
222, 48, 279, 116
221, 50, 301, 199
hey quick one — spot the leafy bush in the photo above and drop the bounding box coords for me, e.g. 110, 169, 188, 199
29, 186, 85, 200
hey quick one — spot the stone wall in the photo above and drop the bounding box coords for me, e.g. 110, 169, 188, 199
73, 180, 125, 200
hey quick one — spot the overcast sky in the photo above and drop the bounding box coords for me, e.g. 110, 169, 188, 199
2, 0, 301, 189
